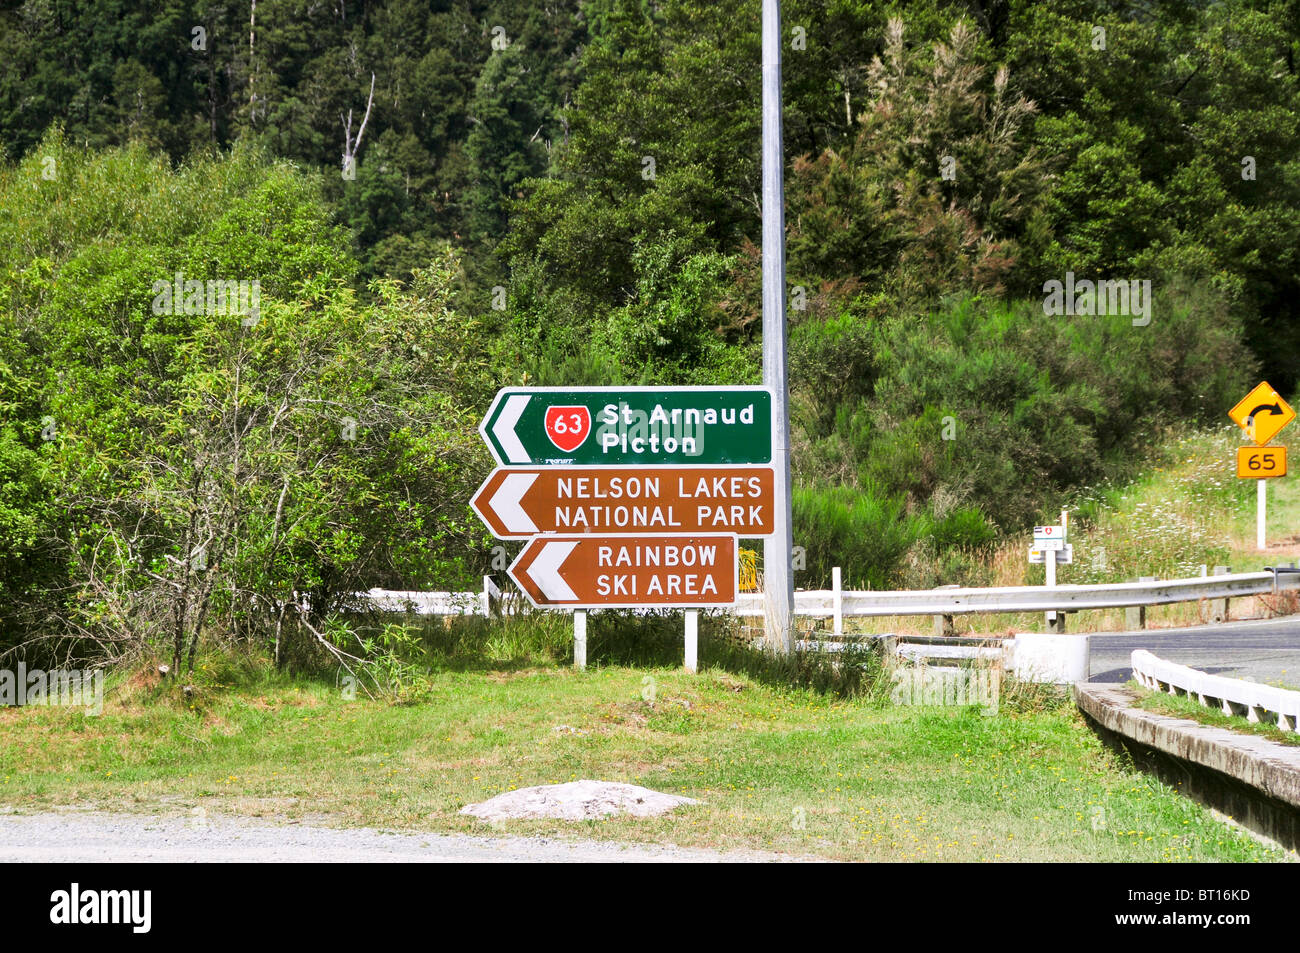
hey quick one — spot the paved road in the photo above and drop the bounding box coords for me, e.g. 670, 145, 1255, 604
1088, 616, 1300, 686
0, 811, 807, 863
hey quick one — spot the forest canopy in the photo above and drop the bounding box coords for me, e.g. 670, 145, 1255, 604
0, 0, 1295, 663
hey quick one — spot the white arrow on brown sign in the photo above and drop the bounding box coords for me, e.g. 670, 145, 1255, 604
508, 535, 739, 609
471, 466, 775, 539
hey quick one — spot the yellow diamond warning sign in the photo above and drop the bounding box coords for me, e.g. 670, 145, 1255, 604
1229, 381, 1295, 446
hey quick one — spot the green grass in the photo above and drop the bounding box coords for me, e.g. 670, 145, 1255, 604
1066, 426, 1244, 584
0, 642, 1283, 862
1132, 682, 1300, 748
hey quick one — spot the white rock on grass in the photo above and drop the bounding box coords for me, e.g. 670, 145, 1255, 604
460, 780, 700, 822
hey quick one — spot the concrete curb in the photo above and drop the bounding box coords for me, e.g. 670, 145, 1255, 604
1074, 684, 1300, 806
1073, 683, 1300, 849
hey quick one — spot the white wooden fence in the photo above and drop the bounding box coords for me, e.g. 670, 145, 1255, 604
1132, 649, 1300, 731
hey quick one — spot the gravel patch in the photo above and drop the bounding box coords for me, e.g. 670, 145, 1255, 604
0, 810, 810, 863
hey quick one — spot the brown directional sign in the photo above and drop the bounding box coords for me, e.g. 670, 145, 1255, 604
471, 466, 775, 539
508, 535, 738, 609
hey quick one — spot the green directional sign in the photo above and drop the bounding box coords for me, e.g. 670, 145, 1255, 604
480, 386, 772, 467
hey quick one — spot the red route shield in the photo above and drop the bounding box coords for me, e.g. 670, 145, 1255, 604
545, 405, 591, 452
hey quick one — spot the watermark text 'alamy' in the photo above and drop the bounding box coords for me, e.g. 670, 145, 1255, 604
1042, 272, 1150, 326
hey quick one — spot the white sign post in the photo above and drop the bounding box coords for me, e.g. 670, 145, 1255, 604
1258, 478, 1267, 551
684, 609, 699, 674
574, 609, 587, 671
1031, 512, 1069, 632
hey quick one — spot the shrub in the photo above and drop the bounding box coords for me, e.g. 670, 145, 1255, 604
792, 484, 923, 590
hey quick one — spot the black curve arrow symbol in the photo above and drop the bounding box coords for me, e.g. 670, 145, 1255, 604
1248, 402, 1283, 423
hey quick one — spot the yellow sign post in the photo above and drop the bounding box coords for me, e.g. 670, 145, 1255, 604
1229, 382, 1295, 551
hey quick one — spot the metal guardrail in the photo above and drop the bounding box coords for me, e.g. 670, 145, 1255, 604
360, 569, 1300, 620
359, 577, 503, 617
731, 570, 1300, 617
1132, 649, 1300, 731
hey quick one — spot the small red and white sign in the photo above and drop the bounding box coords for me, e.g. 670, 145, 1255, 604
1033, 525, 1063, 541
544, 406, 591, 452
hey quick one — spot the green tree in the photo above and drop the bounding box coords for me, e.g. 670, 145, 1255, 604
0, 137, 491, 669
786, 17, 1051, 304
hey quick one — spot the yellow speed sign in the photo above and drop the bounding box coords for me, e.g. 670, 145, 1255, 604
1237, 446, 1286, 479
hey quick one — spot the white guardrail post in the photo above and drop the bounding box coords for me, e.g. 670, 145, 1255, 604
933, 585, 958, 637
482, 575, 502, 617
684, 609, 698, 673
1126, 576, 1153, 630
832, 567, 843, 637
1210, 565, 1230, 622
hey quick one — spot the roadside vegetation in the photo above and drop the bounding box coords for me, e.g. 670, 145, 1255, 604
6, 0, 1300, 671
2, 1, 1299, 863
0, 631, 1283, 862
837, 424, 1300, 637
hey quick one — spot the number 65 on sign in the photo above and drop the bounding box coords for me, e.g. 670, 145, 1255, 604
1237, 446, 1286, 478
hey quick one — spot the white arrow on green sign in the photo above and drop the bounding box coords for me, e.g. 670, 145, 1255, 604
479, 386, 773, 467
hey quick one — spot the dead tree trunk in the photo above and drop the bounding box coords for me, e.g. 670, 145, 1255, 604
341, 73, 376, 176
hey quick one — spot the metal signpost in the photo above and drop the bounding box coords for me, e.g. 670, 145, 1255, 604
474, 386, 777, 672
1229, 381, 1295, 550
1031, 512, 1069, 631
761, 0, 795, 654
